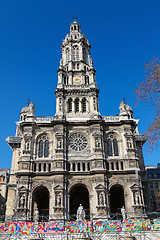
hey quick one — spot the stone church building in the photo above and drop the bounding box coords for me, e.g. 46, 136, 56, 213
6, 20, 146, 221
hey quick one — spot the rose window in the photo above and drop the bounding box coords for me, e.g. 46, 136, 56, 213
69, 133, 88, 151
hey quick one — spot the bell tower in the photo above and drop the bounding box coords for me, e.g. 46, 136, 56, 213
55, 20, 100, 120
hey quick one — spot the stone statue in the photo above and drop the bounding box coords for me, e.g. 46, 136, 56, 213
127, 138, 132, 149
99, 193, 104, 205
95, 138, 100, 148
34, 207, 39, 222
76, 204, 85, 221
121, 206, 126, 221
57, 195, 61, 207
19, 195, 25, 208
25, 141, 29, 150
57, 140, 62, 149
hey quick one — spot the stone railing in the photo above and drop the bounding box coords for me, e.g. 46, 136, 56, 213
36, 117, 54, 122
19, 116, 121, 124
108, 160, 124, 171
102, 116, 120, 122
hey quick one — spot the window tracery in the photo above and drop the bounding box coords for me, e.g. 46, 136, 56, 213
68, 98, 72, 113
73, 46, 79, 61
37, 135, 49, 158
69, 133, 88, 152
75, 98, 79, 112
82, 98, 86, 113
66, 48, 70, 63
107, 134, 119, 156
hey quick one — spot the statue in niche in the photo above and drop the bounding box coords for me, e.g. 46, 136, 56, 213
99, 193, 104, 205
19, 195, 25, 208
76, 204, 85, 221
34, 207, 39, 222
57, 194, 61, 207
57, 140, 62, 149
121, 206, 126, 221
25, 141, 29, 151
95, 138, 101, 148
127, 138, 132, 149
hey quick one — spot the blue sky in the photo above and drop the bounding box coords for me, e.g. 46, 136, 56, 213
0, 0, 160, 169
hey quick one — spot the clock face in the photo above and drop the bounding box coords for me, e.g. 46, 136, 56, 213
69, 133, 88, 152
73, 76, 80, 83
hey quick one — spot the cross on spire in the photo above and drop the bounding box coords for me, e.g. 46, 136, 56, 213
122, 97, 126, 103
72, 15, 78, 22
26, 98, 31, 106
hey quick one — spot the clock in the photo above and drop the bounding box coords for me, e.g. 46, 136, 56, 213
73, 76, 80, 83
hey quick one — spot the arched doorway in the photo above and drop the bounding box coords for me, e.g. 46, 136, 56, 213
32, 186, 49, 221
69, 184, 90, 220
110, 184, 125, 214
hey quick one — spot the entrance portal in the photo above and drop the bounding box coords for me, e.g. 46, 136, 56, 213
32, 186, 49, 221
110, 184, 125, 214
69, 184, 90, 220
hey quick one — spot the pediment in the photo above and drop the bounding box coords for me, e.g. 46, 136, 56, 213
54, 184, 63, 191
130, 183, 139, 190
18, 186, 27, 192
95, 184, 105, 190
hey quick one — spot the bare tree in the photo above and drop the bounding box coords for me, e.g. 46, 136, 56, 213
135, 57, 160, 151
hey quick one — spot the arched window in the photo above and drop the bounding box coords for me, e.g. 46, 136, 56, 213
85, 76, 89, 85
87, 162, 90, 171
73, 46, 79, 61
83, 49, 86, 62
43, 163, 46, 172
67, 162, 70, 171
78, 163, 80, 171
38, 140, 43, 158
82, 98, 86, 113
48, 163, 51, 172
107, 134, 119, 156
66, 48, 70, 63
75, 98, 79, 112
37, 136, 49, 158
113, 138, 118, 156
44, 140, 49, 157
39, 163, 41, 172
111, 162, 114, 170
83, 162, 85, 171
73, 163, 75, 171
68, 98, 72, 112
34, 163, 37, 172
121, 162, 124, 170
107, 139, 112, 156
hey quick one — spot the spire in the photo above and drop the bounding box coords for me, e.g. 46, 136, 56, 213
55, 21, 100, 120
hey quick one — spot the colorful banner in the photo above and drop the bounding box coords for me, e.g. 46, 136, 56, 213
37, 221, 64, 233
142, 219, 151, 231
0, 223, 5, 233
8, 222, 34, 234
8, 223, 17, 234
95, 220, 122, 232
153, 218, 160, 230
125, 219, 151, 231
67, 221, 93, 233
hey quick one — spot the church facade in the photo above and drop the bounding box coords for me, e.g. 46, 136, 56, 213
6, 20, 146, 221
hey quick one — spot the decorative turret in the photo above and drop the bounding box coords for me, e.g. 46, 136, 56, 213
119, 100, 133, 120
55, 21, 100, 120
20, 102, 35, 122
